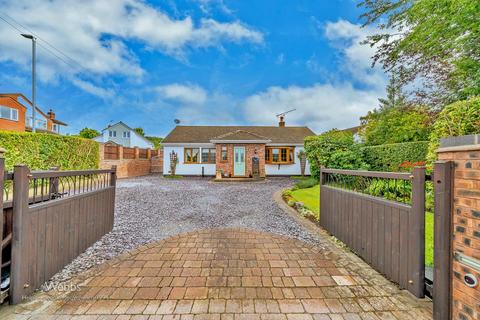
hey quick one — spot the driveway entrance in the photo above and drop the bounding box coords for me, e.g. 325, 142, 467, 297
1, 176, 433, 319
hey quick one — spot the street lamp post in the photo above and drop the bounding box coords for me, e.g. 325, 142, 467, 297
21, 33, 36, 133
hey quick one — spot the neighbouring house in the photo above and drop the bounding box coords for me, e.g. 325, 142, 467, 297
0, 93, 67, 134
162, 120, 315, 177
341, 125, 362, 142
94, 121, 154, 148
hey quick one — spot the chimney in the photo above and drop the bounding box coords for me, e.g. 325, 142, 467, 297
279, 115, 285, 127
47, 109, 55, 119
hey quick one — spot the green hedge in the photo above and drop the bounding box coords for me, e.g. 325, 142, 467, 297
427, 97, 480, 166
361, 141, 429, 171
0, 131, 99, 171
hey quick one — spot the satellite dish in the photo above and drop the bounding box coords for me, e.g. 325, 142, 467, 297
174, 119, 181, 124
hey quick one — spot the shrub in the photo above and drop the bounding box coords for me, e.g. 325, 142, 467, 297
293, 177, 318, 190
359, 106, 432, 146
0, 131, 99, 171
304, 129, 366, 178
361, 141, 429, 172
427, 97, 480, 165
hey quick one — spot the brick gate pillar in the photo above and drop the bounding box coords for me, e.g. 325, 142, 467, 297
437, 134, 480, 320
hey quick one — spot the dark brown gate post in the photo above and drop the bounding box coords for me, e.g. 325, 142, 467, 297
0, 156, 4, 280
409, 166, 426, 297
10, 165, 30, 304
433, 161, 454, 319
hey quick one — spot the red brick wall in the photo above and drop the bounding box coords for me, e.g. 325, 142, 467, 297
438, 146, 480, 320
99, 144, 162, 178
215, 144, 265, 177
0, 96, 26, 132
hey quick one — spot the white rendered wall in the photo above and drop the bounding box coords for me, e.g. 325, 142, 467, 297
163, 145, 216, 176
265, 146, 311, 176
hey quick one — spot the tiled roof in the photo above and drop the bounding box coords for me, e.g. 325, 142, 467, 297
211, 130, 271, 141
162, 126, 316, 144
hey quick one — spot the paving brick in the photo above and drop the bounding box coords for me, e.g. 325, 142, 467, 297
9, 229, 433, 319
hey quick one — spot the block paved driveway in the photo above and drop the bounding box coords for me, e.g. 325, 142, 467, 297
3, 177, 433, 319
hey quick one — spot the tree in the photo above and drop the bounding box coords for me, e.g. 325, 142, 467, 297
378, 73, 407, 111
359, 106, 432, 145
359, 0, 480, 106
134, 127, 145, 136
145, 136, 163, 149
304, 129, 366, 178
79, 127, 100, 139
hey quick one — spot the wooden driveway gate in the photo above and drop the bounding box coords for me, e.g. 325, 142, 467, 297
320, 167, 426, 298
1, 162, 116, 304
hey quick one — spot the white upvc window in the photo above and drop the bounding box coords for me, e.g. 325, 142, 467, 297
0, 105, 18, 121
109, 130, 116, 137
52, 123, 58, 133
123, 131, 130, 138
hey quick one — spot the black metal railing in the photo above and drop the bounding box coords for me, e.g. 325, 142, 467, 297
321, 168, 414, 205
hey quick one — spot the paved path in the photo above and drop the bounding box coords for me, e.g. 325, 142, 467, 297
1, 177, 433, 319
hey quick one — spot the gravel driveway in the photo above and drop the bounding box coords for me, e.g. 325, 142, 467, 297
46, 175, 324, 287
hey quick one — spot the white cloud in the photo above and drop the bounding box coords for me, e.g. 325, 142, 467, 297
0, 0, 263, 95
196, 0, 234, 15
325, 19, 387, 87
241, 20, 387, 133
155, 83, 208, 104
242, 83, 380, 132
70, 78, 115, 99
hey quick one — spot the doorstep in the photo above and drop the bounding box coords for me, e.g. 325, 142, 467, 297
212, 177, 265, 182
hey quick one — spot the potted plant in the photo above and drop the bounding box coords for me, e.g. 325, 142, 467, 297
297, 150, 307, 176
169, 151, 178, 176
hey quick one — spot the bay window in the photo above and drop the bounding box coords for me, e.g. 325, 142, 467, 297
265, 147, 295, 164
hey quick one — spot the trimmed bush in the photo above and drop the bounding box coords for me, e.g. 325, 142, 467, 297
427, 97, 480, 166
361, 141, 429, 172
0, 131, 99, 170
292, 177, 318, 190
304, 129, 366, 178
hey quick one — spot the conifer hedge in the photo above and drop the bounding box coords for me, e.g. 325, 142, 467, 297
0, 131, 99, 170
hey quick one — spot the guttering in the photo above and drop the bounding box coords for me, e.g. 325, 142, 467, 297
266, 143, 304, 147
162, 142, 215, 147
209, 139, 272, 144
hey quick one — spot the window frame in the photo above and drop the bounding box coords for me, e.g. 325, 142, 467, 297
184, 147, 200, 164
0, 105, 19, 122
220, 145, 228, 162
201, 148, 216, 164
265, 147, 295, 164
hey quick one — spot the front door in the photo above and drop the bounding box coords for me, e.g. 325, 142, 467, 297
233, 146, 246, 176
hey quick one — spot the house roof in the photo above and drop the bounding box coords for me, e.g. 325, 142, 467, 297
98, 121, 154, 147
0, 93, 67, 126
211, 130, 271, 142
340, 125, 361, 134
163, 126, 316, 144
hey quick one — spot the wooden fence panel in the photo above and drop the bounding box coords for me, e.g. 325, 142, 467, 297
9, 166, 116, 304
320, 167, 426, 298
123, 147, 135, 159
104, 145, 119, 160
138, 148, 148, 159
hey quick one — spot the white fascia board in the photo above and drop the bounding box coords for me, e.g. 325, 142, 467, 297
266, 143, 304, 146
209, 139, 272, 144
162, 143, 215, 147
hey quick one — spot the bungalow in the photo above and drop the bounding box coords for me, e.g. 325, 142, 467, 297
0, 93, 67, 134
162, 120, 315, 177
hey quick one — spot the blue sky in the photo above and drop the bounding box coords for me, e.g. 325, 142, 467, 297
0, 0, 386, 137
